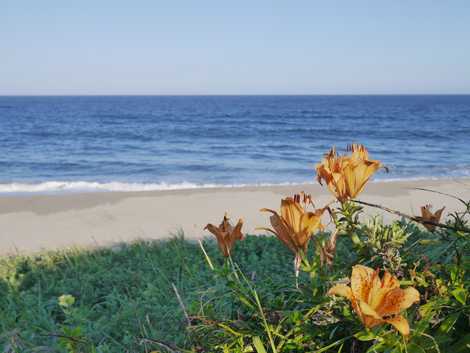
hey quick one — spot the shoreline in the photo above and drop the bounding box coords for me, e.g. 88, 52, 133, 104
0, 175, 468, 195
1, 177, 469, 255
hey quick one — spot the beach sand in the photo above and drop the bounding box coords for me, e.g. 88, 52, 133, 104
1, 178, 469, 255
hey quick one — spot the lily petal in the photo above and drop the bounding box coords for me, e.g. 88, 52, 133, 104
381, 271, 400, 289
205, 223, 225, 245
205, 223, 229, 257
281, 198, 304, 234
368, 270, 389, 310
233, 219, 244, 240
400, 287, 420, 310
385, 315, 410, 336
358, 300, 382, 320
378, 288, 405, 316
328, 284, 352, 300
351, 265, 375, 302
269, 213, 297, 253
434, 206, 445, 220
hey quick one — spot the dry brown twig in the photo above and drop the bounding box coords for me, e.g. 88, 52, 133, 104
352, 199, 469, 233
171, 283, 191, 327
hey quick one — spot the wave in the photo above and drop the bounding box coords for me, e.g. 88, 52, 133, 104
0, 180, 305, 194
0, 176, 468, 194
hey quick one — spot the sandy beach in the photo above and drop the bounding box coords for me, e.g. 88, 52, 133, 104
0, 178, 469, 255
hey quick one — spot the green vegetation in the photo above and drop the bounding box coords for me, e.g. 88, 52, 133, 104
1, 206, 469, 352
0, 234, 297, 352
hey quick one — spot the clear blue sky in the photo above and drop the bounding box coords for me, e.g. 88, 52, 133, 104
1, 0, 469, 95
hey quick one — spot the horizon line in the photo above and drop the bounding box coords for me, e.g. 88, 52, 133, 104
1, 93, 470, 97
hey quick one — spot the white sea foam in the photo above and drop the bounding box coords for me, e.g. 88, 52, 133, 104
0, 180, 307, 194
2, 174, 467, 194
0, 176, 467, 195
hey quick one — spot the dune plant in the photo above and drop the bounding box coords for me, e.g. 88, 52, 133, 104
194, 144, 470, 352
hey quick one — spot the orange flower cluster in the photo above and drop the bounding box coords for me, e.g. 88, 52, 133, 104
259, 195, 325, 256
202, 143, 430, 336
329, 265, 420, 335
316, 144, 383, 202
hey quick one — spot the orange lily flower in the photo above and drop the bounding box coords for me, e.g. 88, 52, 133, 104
419, 204, 445, 231
205, 213, 244, 257
328, 265, 420, 335
316, 144, 383, 202
259, 195, 325, 255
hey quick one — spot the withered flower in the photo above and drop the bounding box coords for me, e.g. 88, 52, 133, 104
205, 213, 244, 257
316, 144, 383, 202
320, 229, 339, 268
418, 204, 445, 231
259, 195, 325, 255
328, 265, 420, 336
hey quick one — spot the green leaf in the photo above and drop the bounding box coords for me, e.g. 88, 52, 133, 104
354, 330, 377, 341
236, 293, 256, 310
438, 312, 460, 333
418, 239, 440, 245
218, 323, 243, 337
252, 337, 267, 353
451, 287, 468, 305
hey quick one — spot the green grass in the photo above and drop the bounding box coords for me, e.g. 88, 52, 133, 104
0, 234, 295, 352
1, 220, 468, 352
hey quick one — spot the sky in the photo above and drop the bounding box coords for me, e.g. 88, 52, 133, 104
1, 1, 470, 95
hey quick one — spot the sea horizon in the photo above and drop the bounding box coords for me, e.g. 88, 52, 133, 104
2, 93, 470, 97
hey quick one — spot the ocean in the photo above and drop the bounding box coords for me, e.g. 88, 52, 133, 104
0, 95, 469, 193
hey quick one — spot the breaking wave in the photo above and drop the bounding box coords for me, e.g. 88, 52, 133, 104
0, 176, 465, 194
0, 180, 302, 194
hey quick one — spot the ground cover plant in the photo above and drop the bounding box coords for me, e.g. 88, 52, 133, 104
0, 234, 297, 352
1, 144, 469, 352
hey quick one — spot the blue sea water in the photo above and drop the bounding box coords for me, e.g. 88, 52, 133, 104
0, 95, 469, 193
